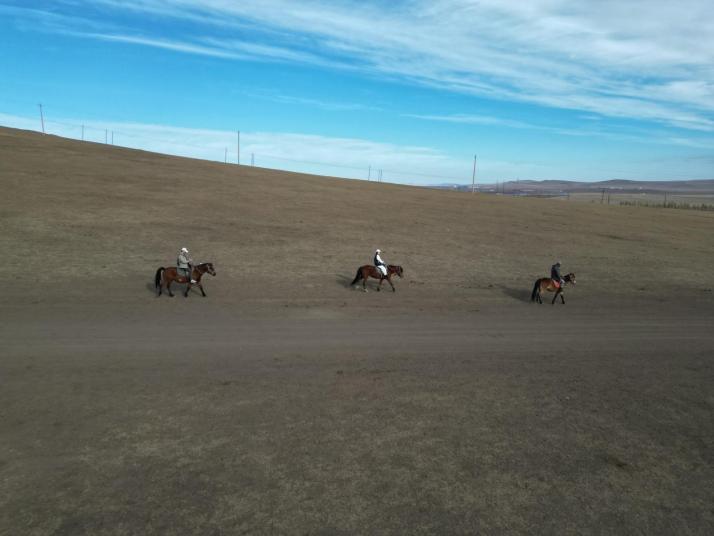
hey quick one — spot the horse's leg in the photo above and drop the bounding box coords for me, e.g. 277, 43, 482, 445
199, 283, 206, 297
167, 279, 174, 297
377, 277, 384, 291
560, 292, 565, 304
387, 275, 395, 292
363, 271, 368, 292
184, 282, 191, 297
552, 289, 559, 305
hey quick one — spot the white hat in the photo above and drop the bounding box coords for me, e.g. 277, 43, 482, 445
375, 249, 381, 253
181, 247, 189, 253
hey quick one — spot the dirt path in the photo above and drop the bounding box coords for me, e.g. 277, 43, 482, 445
2, 302, 712, 535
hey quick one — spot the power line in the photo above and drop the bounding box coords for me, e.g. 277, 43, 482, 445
2, 113, 481, 184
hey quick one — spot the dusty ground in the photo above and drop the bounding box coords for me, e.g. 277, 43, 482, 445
1, 127, 713, 534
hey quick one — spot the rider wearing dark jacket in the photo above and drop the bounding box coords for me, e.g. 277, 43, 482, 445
551, 261, 565, 287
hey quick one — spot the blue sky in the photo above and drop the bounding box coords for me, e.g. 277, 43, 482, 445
1, 0, 713, 184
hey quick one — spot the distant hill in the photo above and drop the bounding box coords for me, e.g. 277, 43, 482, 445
438, 179, 714, 194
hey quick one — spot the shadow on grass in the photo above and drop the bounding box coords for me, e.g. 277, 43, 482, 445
337, 273, 356, 289
500, 285, 533, 303
148, 280, 200, 296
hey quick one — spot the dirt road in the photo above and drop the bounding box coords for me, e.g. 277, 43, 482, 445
2, 300, 713, 535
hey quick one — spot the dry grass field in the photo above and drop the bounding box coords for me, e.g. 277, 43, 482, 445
1, 127, 713, 535
566, 191, 714, 209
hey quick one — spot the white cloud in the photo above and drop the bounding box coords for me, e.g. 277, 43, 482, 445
0, 113, 471, 183
8, 2, 714, 131
404, 114, 536, 130
3, 112, 712, 181
66, 0, 714, 131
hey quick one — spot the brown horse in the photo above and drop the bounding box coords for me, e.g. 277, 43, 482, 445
155, 262, 216, 297
531, 272, 576, 304
350, 264, 403, 292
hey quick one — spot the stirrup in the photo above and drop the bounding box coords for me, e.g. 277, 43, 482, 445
190, 279, 197, 284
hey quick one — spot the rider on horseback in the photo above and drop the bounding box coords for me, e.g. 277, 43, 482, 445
374, 249, 387, 277
178, 247, 197, 284
551, 260, 565, 289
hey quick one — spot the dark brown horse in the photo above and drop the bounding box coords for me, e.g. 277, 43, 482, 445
531, 272, 576, 304
350, 264, 403, 292
155, 262, 216, 297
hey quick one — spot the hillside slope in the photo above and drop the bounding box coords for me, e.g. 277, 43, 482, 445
1, 126, 712, 309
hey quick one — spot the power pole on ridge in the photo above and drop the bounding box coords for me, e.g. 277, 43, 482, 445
471, 154, 477, 193
38, 104, 45, 134
237, 131, 240, 165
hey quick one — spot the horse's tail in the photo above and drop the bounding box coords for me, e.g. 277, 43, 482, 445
155, 267, 165, 289
350, 267, 363, 286
531, 279, 540, 302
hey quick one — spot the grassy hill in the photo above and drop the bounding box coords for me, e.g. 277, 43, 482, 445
2, 126, 713, 308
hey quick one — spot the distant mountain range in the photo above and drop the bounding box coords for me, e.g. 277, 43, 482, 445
432, 179, 714, 194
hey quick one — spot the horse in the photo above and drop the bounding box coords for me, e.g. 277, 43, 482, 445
350, 264, 403, 292
531, 273, 576, 304
155, 262, 216, 298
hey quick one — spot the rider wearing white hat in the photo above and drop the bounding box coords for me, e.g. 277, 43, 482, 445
177, 247, 197, 284
374, 248, 387, 277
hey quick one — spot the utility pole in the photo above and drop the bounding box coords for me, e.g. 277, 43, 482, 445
368, 165, 371, 181
471, 154, 477, 193
225, 147, 228, 163
601, 188, 605, 204
251, 153, 255, 166
378, 169, 383, 182
38, 104, 45, 134
237, 131, 240, 165
81, 125, 84, 141
105, 129, 108, 144
111, 131, 114, 145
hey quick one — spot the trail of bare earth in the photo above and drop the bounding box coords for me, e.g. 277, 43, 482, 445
1, 304, 712, 535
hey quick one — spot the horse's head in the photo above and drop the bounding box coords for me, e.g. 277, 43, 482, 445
198, 262, 216, 276
390, 265, 404, 278
565, 272, 576, 285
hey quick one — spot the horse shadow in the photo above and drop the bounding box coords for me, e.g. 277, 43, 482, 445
146, 280, 198, 296
336, 273, 355, 289
145, 281, 156, 295
499, 285, 532, 303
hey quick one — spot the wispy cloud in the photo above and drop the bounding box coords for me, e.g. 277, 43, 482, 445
404, 112, 711, 147
0, 112, 470, 183
50, 0, 712, 132
5, 1, 714, 133
3, 112, 712, 181
243, 90, 381, 112
404, 114, 535, 129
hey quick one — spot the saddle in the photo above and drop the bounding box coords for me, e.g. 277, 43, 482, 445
551, 279, 561, 289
